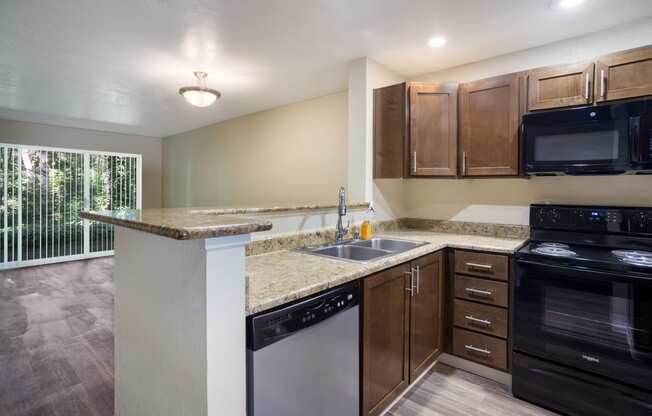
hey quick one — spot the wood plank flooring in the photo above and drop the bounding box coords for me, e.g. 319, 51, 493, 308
388, 363, 559, 416
0, 258, 114, 416
1, 258, 557, 416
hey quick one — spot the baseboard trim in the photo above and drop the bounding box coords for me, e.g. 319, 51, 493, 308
378, 360, 438, 416
438, 353, 512, 387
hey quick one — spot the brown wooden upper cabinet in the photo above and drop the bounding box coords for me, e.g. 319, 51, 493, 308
409, 83, 458, 176
595, 45, 652, 103
459, 72, 525, 177
373, 82, 458, 178
362, 252, 443, 416
527, 61, 594, 111
373, 83, 407, 178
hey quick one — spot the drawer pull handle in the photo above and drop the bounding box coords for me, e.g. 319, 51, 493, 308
465, 262, 493, 272
465, 315, 492, 326
464, 344, 491, 355
465, 287, 492, 297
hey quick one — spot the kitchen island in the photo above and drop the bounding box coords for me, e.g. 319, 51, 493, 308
80, 208, 272, 416
82, 205, 527, 416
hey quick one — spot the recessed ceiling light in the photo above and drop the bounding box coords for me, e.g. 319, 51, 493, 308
428, 36, 446, 48
179, 71, 221, 107
551, 0, 585, 10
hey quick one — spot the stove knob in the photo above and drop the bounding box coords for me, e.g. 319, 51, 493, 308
549, 209, 560, 223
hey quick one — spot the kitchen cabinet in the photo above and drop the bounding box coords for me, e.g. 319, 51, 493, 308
459, 72, 525, 177
362, 252, 443, 416
527, 61, 594, 111
362, 262, 411, 416
595, 45, 652, 103
408, 252, 444, 381
409, 83, 458, 176
373, 83, 407, 178
453, 328, 508, 370
450, 249, 511, 372
372, 82, 458, 178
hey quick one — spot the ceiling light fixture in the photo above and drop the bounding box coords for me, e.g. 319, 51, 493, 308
428, 36, 447, 48
179, 71, 221, 107
551, 0, 585, 10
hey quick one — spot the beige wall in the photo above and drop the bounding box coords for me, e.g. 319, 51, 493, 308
0, 119, 163, 208
163, 91, 348, 208
395, 18, 652, 224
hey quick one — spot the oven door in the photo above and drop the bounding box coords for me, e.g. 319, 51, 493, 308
514, 259, 652, 389
522, 117, 632, 174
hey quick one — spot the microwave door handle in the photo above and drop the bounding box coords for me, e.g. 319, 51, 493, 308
631, 118, 641, 162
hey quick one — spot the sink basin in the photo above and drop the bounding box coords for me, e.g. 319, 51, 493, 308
351, 237, 423, 252
297, 237, 427, 263
311, 245, 391, 261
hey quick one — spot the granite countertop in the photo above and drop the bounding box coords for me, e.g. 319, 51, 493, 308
79, 202, 369, 240
184, 201, 369, 215
79, 208, 273, 240
245, 230, 527, 315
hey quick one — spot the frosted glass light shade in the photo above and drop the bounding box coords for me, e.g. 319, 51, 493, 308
179, 88, 219, 107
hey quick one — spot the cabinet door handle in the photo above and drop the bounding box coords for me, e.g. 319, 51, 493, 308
405, 269, 415, 296
415, 265, 420, 295
462, 151, 467, 175
412, 151, 417, 174
465, 262, 493, 272
465, 287, 492, 297
464, 344, 491, 355
465, 315, 492, 326
584, 72, 590, 100
600, 69, 606, 98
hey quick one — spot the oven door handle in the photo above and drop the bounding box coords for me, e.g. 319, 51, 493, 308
517, 259, 652, 282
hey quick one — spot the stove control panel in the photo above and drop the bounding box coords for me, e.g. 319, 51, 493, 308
531, 205, 652, 235
626, 210, 652, 234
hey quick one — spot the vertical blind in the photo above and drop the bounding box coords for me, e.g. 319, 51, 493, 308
0, 144, 141, 268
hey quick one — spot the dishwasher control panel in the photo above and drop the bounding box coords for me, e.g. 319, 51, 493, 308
247, 281, 359, 351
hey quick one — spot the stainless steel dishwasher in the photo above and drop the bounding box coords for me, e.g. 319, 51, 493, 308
246, 281, 359, 416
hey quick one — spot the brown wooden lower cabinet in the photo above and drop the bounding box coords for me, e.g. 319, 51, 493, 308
450, 248, 513, 373
453, 328, 508, 371
454, 299, 508, 339
362, 262, 411, 416
454, 274, 508, 307
409, 253, 443, 380
362, 252, 443, 416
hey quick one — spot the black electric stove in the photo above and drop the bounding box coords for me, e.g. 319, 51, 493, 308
513, 204, 652, 416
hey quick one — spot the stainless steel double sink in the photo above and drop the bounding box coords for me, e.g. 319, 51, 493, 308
297, 237, 427, 263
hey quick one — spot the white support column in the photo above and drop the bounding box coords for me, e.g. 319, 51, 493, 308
347, 57, 407, 219
347, 58, 371, 203
113, 227, 250, 416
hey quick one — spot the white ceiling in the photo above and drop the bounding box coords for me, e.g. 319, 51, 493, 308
1, 0, 652, 138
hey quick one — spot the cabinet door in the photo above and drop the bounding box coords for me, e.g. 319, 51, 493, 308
409, 252, 443, 382
409, 83, 458, 176
373, 83, 407, 178
362, 263, 411, 416
527, 61, 594, 111
459, 73, 524, 177
595, 45, 652, 103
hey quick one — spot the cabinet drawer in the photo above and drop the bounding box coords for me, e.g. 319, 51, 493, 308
455, 275, 508, 307
454, 299, 508, 339
455, 250, 508, 281
453, 328, 507, 370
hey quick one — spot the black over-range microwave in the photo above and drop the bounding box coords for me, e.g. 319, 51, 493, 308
522, 98, 652, 175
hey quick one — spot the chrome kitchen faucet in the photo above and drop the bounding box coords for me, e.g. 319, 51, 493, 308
335, 186, 350, 242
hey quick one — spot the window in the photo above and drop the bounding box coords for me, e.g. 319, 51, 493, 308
0, 144, 141, 268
